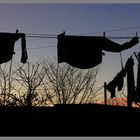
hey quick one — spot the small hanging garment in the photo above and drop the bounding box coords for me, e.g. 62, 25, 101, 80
57, 33, 139, 69
0, 32, 28, 64
134, 52, 140, 102
125, 56, 135, 107
106, 68, 126, 98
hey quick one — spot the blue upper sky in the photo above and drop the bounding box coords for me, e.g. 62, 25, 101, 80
0, 3, 140, 90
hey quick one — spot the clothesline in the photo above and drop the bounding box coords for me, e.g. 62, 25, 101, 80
25, 25, 140, 37
19, 35, 140, 51
0, 31, 139, 67
26, 35, 56, 38
77, 26, 140, 35
25, 34, 140, 40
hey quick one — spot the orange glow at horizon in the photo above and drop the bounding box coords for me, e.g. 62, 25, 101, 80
97, 97, 140, 108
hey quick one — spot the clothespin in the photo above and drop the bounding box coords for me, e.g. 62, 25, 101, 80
16, 29, 19, 34
60, 31, 65, 36
62, 31, 65, 35
136, 32, 138, 37
103, 32, 106, 37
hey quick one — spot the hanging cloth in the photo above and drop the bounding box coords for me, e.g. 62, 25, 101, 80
57, 33, 139, 69
21, 33, 28, 63
125, 56, 135, 107
134, 52, 140, 102
0, 32, 28, 64
106, 68, 126, 98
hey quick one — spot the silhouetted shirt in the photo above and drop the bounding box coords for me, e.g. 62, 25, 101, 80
57, 34, 139, 69
0, 32, 28, 64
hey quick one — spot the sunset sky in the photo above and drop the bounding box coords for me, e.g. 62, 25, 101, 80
0, 3, 140, 98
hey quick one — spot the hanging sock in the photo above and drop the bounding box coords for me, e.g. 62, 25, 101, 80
0, 32, 28, 64
57, 34, 139, 69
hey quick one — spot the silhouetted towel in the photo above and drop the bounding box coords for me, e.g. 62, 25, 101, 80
106, 68, 126, 98
57, 34, 139, 69
0, 33, 28, 64
125, 57, 135, 107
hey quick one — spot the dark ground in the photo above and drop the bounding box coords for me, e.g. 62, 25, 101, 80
0, 104, 140, 137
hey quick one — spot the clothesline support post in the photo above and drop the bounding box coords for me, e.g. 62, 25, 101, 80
104, 82, 107, 105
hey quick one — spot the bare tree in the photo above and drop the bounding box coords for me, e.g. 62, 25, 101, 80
0, 59, 101, 107
0, 60, 18, 106
13, 61, 46, 106
42, 60, 101, 105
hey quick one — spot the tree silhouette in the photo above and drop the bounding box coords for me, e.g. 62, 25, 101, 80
0, 59, 101, 106
42, 60, 100, 105
14, 61, 46, 106
0, 61, 15, 106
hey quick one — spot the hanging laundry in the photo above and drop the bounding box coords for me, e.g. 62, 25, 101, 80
106, 68, 126, 98
134, 52, 140, 102
0, 32, 28, 64
21, 33, 28, 63
57, 33, 139, 69
125, 56, 135, 107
